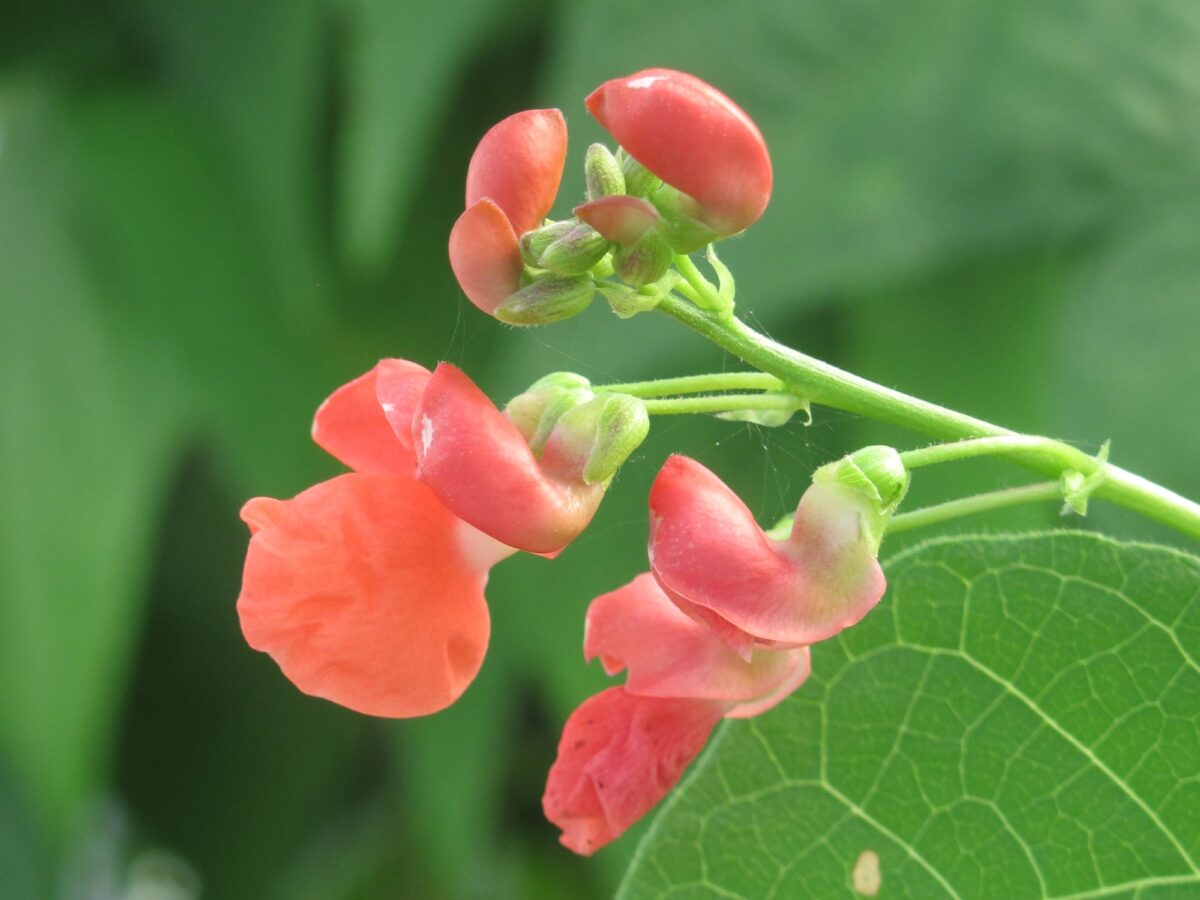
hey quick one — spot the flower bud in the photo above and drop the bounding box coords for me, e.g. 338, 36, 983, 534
537, 223, 611, 275
542, 393, 650, 485
597, 270, 679, 319
588, 70, 772, 236
519, 221, 574, 267
585, 143, 625, 200
620, 151, 661, 199
614, 228, 673, 287
505, 372, 593, 453
812, 445, 909, 554
495, 275, 595, 326
575, 195, 660, 246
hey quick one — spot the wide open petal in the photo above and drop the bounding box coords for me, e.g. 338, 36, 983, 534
238, 473, 491, 718
312, 359, 430, 475
414, 363, 603, 554
650, 455, 885, 649
542, 687, 724, 856
586, 69, 772, 236
585, 573, 808, 714
465, 108, 568, 236
449, 199, 523, 316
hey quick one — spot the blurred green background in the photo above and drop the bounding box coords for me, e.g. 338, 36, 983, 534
2, 1, 1198, 897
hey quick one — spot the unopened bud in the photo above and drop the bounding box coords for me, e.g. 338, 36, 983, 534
614, 228, 673, 287
576, 196, 660, 245
519, 221, 574, 268
619, 150, 661, 199
543, 393, 650, 485
537, 223, 610, 275
495, 275, 595, 326
585, 143, 625, 200
597, 270, 679, 319
505, 372, 592, 450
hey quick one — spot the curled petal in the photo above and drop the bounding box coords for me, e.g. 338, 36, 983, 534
374, 358, 437, 456
238, 474, 491, 718
312, 359, 429, 475
649, 455, 885, 648
574, 195, 660, 245
449, 200, 523, 315
587, 69, 772, 236
465, 108, 568, 236
585, 573, 809, 713
415, 364, 603, 554
542, 688, 723, 856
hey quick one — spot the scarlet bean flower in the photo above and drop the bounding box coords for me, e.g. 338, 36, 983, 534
237, 359, 635, 717
449, 68, 772, 322
543, 573, 811, 854
649, 454, 890, 657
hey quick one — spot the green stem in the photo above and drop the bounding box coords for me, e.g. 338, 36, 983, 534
656, 294, 1200, 540
899, 435, 1097, 474
886, 483, 1065, 535
594, 371, 784, 398
673, 255, 722, 310
641, 393, 802, 416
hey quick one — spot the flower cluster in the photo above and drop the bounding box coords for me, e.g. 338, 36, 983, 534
238, 360, 647, 716
237, 67, 900, 857
542, 452, 898, 853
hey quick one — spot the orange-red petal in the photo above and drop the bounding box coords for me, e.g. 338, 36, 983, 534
584, 573, 809, 714
649, 455, 886, 648
312, 359, 430, 475
542, 687, 724, 855
448, 199, 524, 315
465, 109, 568, 236
414, 363, 603, 554
586, 69, 772, 236
237, 473, 491, 718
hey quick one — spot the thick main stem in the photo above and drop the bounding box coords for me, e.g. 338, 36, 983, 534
657, 295, 1200, 540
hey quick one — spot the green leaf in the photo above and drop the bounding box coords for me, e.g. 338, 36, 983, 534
0, 87, 180, 845
337, 0, 513, 270
621, 532, 1200, 898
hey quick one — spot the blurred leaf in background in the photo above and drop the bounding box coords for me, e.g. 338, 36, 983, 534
2, 0, 1199, 897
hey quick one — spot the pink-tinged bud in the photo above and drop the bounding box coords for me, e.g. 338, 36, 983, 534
587, 69, 772, 236
495, 274, 595, 326
448, 199, 523, 315
465, 108, 568, 236
649, 455, 886, 652
575, 195, 660, 245
585, 573, 810, 718
542, 687, 724, 855
414, 364, 605, 554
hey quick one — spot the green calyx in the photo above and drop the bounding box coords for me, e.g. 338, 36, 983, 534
504, 372, 594, 454
813, 445, 910, 553
545, 393, 650, 485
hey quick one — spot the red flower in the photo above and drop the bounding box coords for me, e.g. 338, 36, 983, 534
449, 110, 568, 315
237, 359, 609, 716
650, 455, 887, 656
543, 573, 810, 854
586, 68, 772, 236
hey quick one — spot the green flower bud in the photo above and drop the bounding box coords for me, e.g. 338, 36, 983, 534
543, 393, 650, 486
504, 372, 592, 450
613, 228, 673, 287
538, 223, 610, 275
585, 143, 625, 200
495, 275, 595, 326
619, 150, 661, 199
597, 270, 679, 319
648, 183, 719, 254
519, 221, 574, 268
